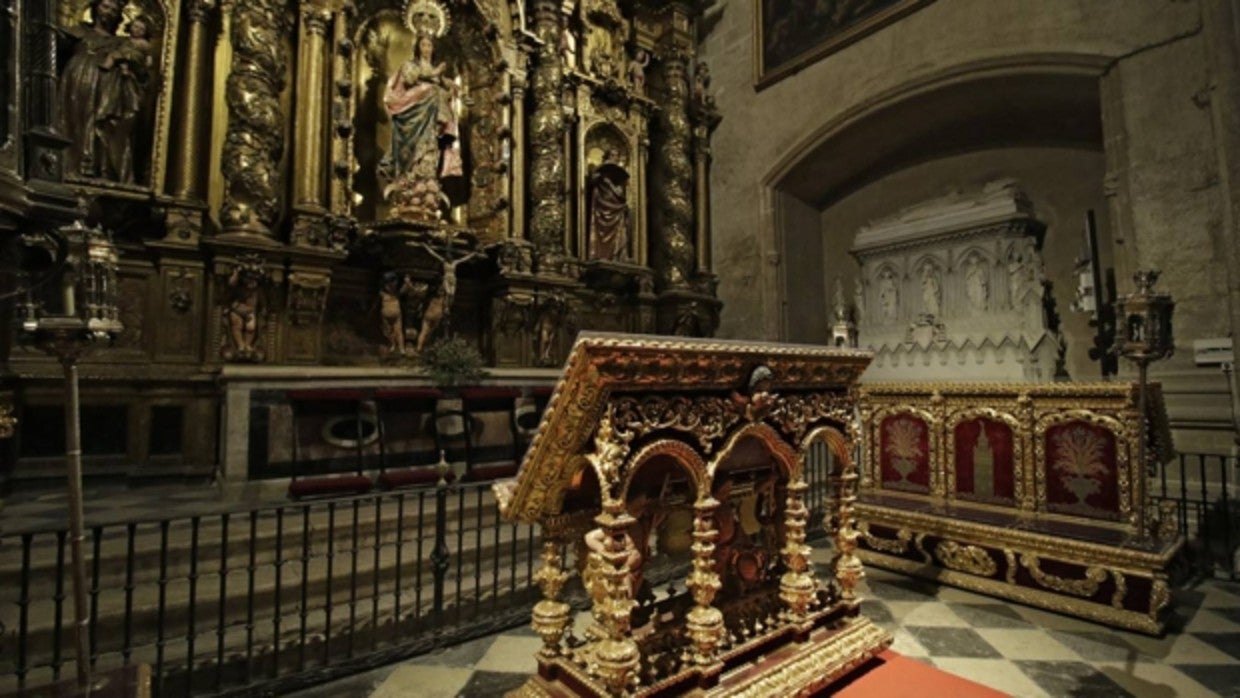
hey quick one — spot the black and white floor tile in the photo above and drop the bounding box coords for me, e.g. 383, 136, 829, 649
291, 560, 1240, 698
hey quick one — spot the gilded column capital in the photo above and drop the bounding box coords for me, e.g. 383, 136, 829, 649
301, 6, 332, 35
186, 0, 216, 24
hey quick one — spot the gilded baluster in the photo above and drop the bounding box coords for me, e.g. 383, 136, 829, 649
834, 464, 864, 604
589, 504, 641, 696
685, 497, 723, 666
779, 478, 816, 622
530, 535, 571, 658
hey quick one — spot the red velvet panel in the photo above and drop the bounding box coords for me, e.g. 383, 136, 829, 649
953, 418, 1015, 503
1044, 421, 1120, 519
879, 414, 930, 492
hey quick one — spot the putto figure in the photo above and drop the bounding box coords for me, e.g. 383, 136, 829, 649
221, 256, 268, 362
378, 0, 463, 221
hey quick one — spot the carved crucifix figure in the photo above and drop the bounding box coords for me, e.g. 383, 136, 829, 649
413, 242, 484, 352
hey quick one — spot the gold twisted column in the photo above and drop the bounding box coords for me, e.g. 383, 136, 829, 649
780, 478, 816, 622
834, 466, 864, 605
291, 5, 332, 245
218, 0, 290, 237
651, 47, 695, 289
589, 505, 641, 696
531, 535, 571, 658
527, 0, 565, 260
685, 497, 724, 667
170, 0, 214, 200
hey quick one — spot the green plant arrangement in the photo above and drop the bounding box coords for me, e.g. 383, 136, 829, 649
419, 335, 487, 388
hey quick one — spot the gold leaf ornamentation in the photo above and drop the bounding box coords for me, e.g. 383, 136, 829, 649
935, 540, 998, 577
1021, 553, 1106, 597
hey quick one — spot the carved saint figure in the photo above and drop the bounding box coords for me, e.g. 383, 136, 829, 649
222, 263, 265, 361
379, 272, 421, 356
964, 254, 989, 311
587, 151, 630, 261
877, 267, 898, 323
1008, 238, 1045, 309
627, 49, 649, 94
59, 0, 154, 182
413, 243, 483, 353
853, 277, 865, 322
920, 262, 941, 318
693, 61, 714, 110
379, 5, 462, 222
534, 294, 568, 366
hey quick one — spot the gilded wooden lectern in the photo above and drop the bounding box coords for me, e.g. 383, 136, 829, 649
494, 333, 891, 697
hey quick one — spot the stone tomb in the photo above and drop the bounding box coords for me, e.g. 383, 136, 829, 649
493, 333, 890, 697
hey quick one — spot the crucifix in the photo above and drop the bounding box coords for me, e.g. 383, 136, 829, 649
413, 240, 484, 352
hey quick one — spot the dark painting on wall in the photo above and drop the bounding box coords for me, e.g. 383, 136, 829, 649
754, 0, 934, 89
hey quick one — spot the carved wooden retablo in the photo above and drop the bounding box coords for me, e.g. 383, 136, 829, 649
494, 333, 891, 697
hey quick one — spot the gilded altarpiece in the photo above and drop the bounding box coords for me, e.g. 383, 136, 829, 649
0, 0, 724, 485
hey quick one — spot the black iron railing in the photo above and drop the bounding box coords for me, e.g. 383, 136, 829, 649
0, 480, 543, 697
1154, 451, 1240, 581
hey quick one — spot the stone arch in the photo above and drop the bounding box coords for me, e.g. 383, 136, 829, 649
757, 56, 1108, 343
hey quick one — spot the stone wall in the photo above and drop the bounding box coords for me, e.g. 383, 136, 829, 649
700, 0, 1238, 453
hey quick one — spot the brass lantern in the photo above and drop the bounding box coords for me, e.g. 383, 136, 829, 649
1111, 269, 1174, 538
13, 220, 123, 690
1112, 270, 1175, 364
18, 220, 124, 350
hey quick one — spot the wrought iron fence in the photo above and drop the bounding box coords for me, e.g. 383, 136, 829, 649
1153, 451, 1240, 581
0, 481, 544, 697
0, 436, 842, 697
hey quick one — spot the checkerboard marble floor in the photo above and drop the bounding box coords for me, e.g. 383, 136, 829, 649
290, 555, 1240, 698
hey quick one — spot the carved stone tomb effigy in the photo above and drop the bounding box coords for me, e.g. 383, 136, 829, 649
494, 333, 891, 697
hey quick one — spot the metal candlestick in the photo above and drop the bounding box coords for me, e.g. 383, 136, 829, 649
16, 221, 123, 688
1112, 270, 1174, 538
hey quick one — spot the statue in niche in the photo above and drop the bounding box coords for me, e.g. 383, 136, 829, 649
533, 293, 568, 366
693, 61, 715, 110
59, 0, 156, 183
378, 0, 463, 222
878, 267, 898, 323
627, 49, 649, 94
587, 150, 630, 261
221, 257, 267, 362
919, 262, 941, 318
378, 272, 425, 356
964, 254, 989, 311
413, 243, 483, 353
1008, 239, 1045, 309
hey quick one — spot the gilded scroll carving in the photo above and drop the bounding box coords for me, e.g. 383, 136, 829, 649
935, 540, 997, 577
1021, 553, 1106, 598
219, 0, 289, 234
858, 522, 911, 555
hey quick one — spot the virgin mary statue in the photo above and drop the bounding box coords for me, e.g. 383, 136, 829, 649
378, 0, 463, 222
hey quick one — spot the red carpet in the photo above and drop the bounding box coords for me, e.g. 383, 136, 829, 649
830, 650, 1008, 697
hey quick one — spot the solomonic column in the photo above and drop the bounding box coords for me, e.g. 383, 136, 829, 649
218, 0, 290, 238
527, 0, 566, 265
651, 46, 695, 290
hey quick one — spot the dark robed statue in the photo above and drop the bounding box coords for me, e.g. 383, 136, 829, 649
59, 0, 153, 183
587, 151, 630, 261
